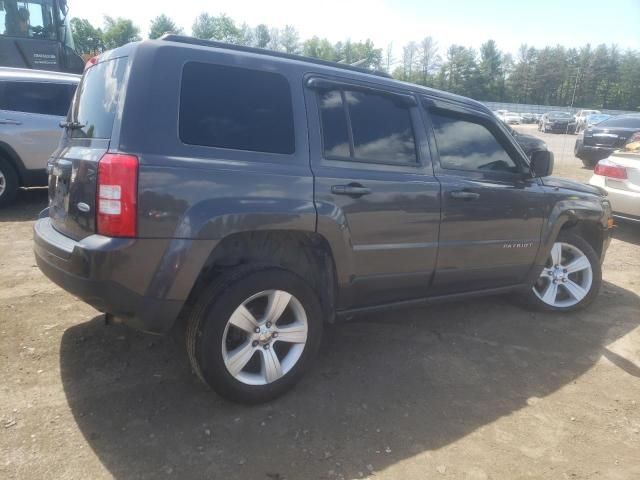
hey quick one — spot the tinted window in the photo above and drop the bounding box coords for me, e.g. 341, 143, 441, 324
431, 111, 519, 173
318, 90, 350, 158
180, 62, 295, 154
347, 91, 416, 163
318, 88, 417, 164
598, 116, 640, 129
70, 56, 128, 139
0, 81, 76, 116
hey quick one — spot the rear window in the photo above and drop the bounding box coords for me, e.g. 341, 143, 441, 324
0, 81, 76, 116
69, 56, 128, 139
598, 116, 640, 129
179, 62, 295, 154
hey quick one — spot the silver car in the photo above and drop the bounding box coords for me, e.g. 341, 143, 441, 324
0, 67, 80, 206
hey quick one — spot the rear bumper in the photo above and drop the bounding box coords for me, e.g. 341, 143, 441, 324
589, 176, 640, 219
578, 144, 615, 160
33, 215, 183, 334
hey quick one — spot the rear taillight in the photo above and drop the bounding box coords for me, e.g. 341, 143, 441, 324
97, 154, 138, 237
84, 55, 98, 71
594, 160, 628, 180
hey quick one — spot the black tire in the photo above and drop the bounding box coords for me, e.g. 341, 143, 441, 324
0, 157, 19, 207
521, 232, 602, 312
581, 158, 597, 169
186, 265, 324, 403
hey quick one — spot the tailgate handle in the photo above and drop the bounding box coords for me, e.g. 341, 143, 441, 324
450, 190, 480, 200
0, 118, 22, 125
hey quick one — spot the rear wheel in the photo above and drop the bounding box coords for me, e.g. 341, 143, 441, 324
186, 265, 323, 403
522, 232, 601, 312
0, 158, 18, 207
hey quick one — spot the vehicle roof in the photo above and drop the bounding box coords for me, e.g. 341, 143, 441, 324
0, 66, 81, 83
110, 36, 492, 116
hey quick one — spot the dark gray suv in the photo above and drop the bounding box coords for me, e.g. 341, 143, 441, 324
34, 36, 613, 403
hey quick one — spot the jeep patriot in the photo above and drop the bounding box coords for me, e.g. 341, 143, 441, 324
34, 36, 613, 403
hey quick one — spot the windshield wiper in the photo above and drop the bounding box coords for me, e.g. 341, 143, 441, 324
59, 120, 86, 130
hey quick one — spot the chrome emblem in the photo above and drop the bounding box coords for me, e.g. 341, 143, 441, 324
503, 242, 533, 249
77, 202, 91, 213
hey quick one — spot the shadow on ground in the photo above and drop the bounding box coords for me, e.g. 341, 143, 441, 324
59, 281, 640, 479
613, 221, 640, 246
0, 188, 47, 222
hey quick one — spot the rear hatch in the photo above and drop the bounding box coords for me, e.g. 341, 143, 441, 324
48, 55, 129, 240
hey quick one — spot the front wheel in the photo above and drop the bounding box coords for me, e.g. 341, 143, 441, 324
522, 232, 601, 312
186, 265, 323, 403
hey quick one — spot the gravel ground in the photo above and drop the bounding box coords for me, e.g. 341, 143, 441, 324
1, 127, 639, 480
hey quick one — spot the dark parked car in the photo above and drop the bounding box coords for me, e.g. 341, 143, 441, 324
538, 111, 577, 134
506, 125, 548, 157
575, 114, 640, 168
34, 36, 613, 403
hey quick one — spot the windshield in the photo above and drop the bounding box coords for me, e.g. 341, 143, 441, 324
549, 112, 572, 119
0, 0, 57, 40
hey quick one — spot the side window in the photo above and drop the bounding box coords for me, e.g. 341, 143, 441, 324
179, 62, 295, 155
318, 90, 350, 158
318, 87, 417, 164
430, 111, 519, 174
0, 81, 76, 116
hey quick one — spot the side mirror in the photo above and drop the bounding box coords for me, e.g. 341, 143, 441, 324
529, 150, 554, 177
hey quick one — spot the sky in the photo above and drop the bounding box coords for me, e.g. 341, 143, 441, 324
68, 0, 640, 58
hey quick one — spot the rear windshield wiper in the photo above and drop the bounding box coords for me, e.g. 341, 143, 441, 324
59, 120, 86, 130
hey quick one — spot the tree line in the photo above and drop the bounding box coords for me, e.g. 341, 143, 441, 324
71, 14, 640, 111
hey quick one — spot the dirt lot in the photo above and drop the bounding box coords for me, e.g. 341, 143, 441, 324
1, 127, 639, 480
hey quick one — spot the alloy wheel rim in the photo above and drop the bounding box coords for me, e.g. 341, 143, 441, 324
222, 289, 308, 386
0, 170, 6, 197
532, 242, 593, 308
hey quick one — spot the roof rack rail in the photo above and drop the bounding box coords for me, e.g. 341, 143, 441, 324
159, 34, 392, 79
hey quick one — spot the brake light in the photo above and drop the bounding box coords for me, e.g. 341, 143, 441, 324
84, 56, 98, 71
594, 160, 628, 180
97, 154, 138, 237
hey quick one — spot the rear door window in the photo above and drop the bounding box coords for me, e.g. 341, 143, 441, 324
318, 88, 417, 164
0, 81, 76, 116
69, 56, 128, 139
179, 62, 295, 154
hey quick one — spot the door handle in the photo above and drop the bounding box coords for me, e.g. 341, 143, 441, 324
450, 190, 480, 200
0, 119, 22, 125
331, 184, 372, 197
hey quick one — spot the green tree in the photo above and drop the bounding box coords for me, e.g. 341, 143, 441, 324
149, 14, 182, 39
254, 24, 270, 48
281, 25, 300, 54
478, 40, 502, 100
302, 36, 336, 61
102, 16, 140, 49
70, 18, 104, 55
192, 13, 216, 39
192, 13, 240, 42
417, 36, 439, 85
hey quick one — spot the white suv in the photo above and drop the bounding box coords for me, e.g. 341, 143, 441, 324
575, 109, 601, 133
